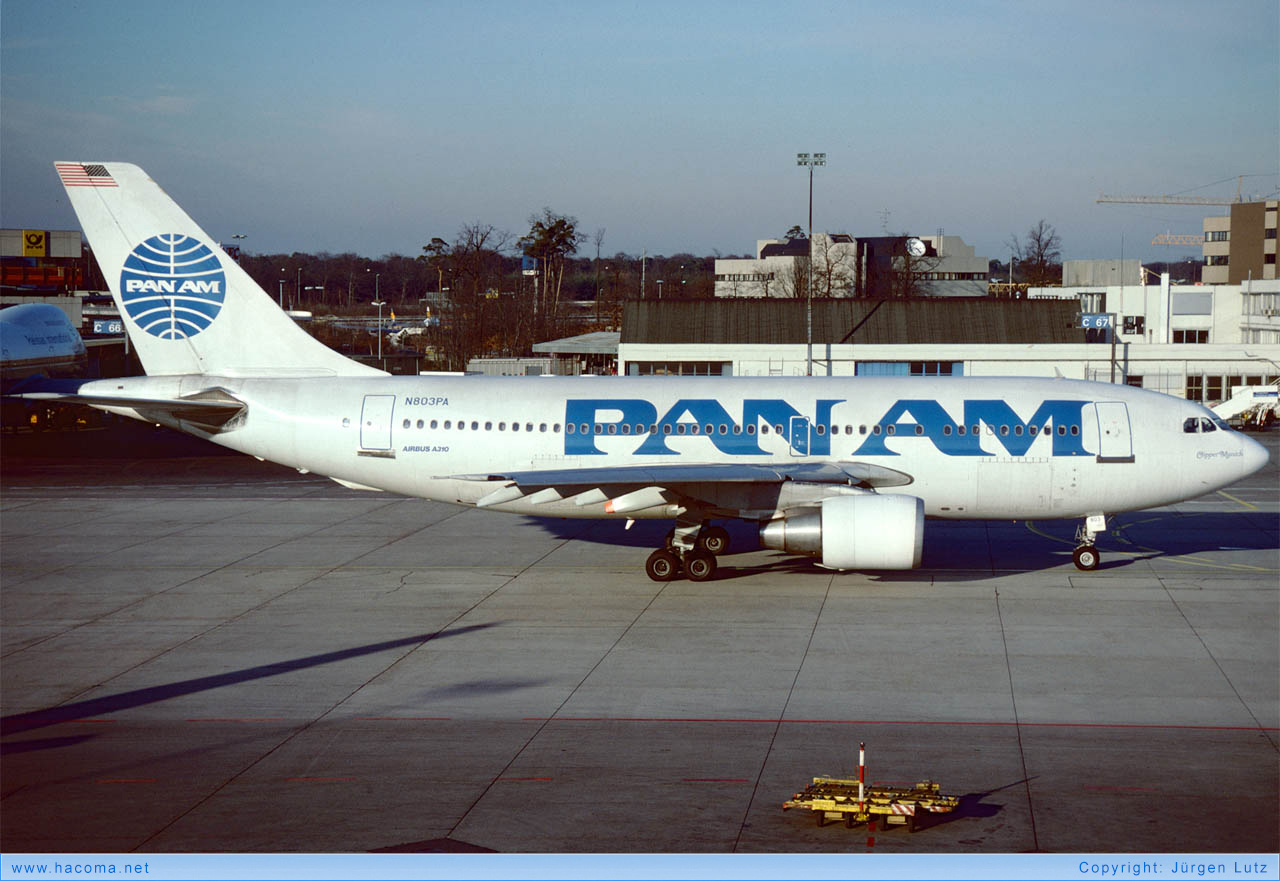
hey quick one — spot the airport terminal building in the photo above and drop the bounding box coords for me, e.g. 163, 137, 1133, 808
618, 282, 1280, 404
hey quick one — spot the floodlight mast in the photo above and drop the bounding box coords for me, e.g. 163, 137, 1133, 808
796, 152, 826, 376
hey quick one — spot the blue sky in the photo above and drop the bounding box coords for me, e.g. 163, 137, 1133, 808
2, 0, 1277, 263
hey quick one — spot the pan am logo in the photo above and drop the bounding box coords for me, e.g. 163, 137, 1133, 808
120, 234, 227, 339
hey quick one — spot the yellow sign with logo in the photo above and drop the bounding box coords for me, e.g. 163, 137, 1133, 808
23, 230, 47, 257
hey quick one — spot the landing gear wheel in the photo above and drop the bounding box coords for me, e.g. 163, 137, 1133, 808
696, 526, 730, 556
645, 549, 681, 582
1073, 545, 1100, 571
683, 550, 718, 582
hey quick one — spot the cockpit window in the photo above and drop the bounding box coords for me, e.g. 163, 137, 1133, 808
1184, 416, 1222, 433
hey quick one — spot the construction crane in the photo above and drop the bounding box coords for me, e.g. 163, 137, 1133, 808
1152, 233, 1204, 246
1097, 175, 1249, 206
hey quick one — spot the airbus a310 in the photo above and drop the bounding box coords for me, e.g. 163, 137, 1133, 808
14, 162, 1268, 581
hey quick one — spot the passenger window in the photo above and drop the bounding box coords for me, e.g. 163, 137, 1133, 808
859, 425, 868, 435
499, 422, 506, 431
565, 423, 573, 434
402, 419, 410, 429
417, 419, 424, 429
1029, 425, 1038, 436
872, 425, 881, 435
943, 425, 953, 436
513, 423, 520, 432
621, 424, 631, 435
957, 425, 966, 435
914, 425, 924, 435
816, 424, 826, 436
444, 420, 452, 429
526, 423, 533, 432
607, 424, 617, 435
1057, 425, 1066, 436
1070, 425, 1080, 436
774, 424, 784, 435
430, 420, 438, 429
999, 425, 1009, 436
761, 424, 770, 435
887, 425, 896, 436
1014, 425, 1024, 436
554, 424, 561, 433
662, 424, 672, 435
718, 424, 728, 435
539, 423, 547, 432
746, 424, 756, 435
484, 421, 492, 431
470, 421, 478, 430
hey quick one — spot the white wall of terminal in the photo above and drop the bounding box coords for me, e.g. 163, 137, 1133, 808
1027, 277, 1280, 346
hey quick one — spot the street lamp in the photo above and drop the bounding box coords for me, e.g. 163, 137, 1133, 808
372, 298, 387, 365
797, 152, 826, 376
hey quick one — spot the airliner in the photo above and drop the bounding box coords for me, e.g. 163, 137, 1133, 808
12, 162, 1269, 581
1, 302, 87, 387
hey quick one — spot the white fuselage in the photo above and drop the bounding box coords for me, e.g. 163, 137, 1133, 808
89, 373, 1267, 523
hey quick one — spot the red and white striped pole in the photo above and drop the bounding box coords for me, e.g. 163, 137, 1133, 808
860, 742, 876, 848
858, 741, 866, 810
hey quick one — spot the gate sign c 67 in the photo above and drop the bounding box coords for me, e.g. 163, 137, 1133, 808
1080, 313, 1112, 329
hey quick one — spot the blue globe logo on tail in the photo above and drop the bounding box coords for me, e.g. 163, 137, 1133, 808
119, 234, 227, 339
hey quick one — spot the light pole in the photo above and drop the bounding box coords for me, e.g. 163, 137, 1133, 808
797, 152, 826, 376
372, 298, 386, 365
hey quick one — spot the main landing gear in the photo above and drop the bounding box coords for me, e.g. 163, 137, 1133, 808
1072, 514, 1107, 571
645, 521, 731, 582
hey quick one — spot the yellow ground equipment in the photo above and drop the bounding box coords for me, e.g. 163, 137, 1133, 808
782, 743, 959, 831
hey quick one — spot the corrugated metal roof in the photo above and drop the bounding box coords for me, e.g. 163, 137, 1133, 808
621, 298, 1085, 345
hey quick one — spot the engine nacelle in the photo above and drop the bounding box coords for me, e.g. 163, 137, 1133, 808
759, 494, 924, 570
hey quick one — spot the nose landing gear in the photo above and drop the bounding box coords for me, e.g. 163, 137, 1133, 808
1072, 514, 1107, 571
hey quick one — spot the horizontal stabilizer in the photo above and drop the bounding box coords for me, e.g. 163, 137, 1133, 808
12, 381, 245, 432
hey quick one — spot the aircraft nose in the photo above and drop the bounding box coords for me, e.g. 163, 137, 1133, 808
1240, 434, 1269, 477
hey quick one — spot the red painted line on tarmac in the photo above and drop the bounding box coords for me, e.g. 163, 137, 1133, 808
286, 776, 357, 782
354, 716, 451, 721
95, 778, 156, 783
527, 717, 1278, 732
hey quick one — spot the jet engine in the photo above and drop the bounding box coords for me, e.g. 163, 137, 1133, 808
759, 494, 924, 570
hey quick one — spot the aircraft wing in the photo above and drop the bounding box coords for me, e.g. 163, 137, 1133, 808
452, 461, 913, 511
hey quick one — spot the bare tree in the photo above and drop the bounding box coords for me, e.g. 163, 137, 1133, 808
811, 235, 856, 297
881, 235, 942, 298
1007, 220, 1062, 287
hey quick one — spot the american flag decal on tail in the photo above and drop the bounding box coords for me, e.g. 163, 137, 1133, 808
55, 162, 118, 187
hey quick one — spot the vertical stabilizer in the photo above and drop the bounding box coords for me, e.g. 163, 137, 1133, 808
55, 162, 383, 377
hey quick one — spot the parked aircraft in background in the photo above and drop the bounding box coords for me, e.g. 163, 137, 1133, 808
1, 302, 87, 388
10, 162, 1269, 580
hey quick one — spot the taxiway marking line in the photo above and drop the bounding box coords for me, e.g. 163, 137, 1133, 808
1217, 489, 1259, 511
525, 717, 1278, 731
